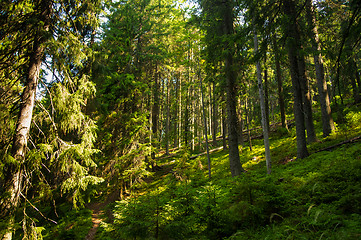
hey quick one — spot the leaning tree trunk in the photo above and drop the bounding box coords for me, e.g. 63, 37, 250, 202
283, 0, 309, 159
0, 1, 51, 239
305, 0, 335, 137
222, 0, 245, 177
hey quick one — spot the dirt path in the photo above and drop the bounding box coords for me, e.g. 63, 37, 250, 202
84, 202, 104, 240
84, 190, 120, 240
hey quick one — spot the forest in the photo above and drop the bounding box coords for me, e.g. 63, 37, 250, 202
1, 0, 361, 239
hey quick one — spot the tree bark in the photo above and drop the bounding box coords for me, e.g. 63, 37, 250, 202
283, 0, 309, 159
305, 0, 335, 137
222, 0, 245, 176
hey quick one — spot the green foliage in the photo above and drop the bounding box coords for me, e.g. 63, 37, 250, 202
42, 204, 92, 240
96, 115, 361, 240
345, 110, 361, 129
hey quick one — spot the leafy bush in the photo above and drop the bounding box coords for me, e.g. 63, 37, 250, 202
346, 111, 361, 128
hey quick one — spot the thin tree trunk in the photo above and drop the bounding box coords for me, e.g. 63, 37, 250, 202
272, 36, 288, 130
151, 64, 160, 159
165, 76, 170, 155
208, 84, 212, 142
221, 98, 227, 150
199, 68, 211, 179
178, 75, 182, 148
283, 0, 309, 159
237, 98, 244, 146
245, 95, 252, 151
305, 0, 335, 137
212, 82, 218, 146
264, 66, 270, 134
184, 90, 190, 147
223, 0, 245, 176
254, 31, 271, 174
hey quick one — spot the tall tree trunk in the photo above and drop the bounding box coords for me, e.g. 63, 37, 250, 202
165, 76, 170, 155
298, 56, 317, 143
305, 0, 335, 137
283, 0, 309, 159
184, 90, 190, 147
212, 82, 218, 146
178, 75, 182, 148
0, 1, 51, 239
245, 94, 252, 151
264, 66, 270, 134
173, 75, 178, 148
208, 84, 212, 142
349, 58, 361, 103
237, 98, 244, 146
223, 0, 245, 176
254, 31, 272, 174
151, 64, 160, 159
199, 68, 211, 179
221, 98, 228, 150
355, 60, 361, 94
272, 36, 288, 130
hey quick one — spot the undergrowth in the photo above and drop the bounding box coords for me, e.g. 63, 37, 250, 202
42, 107, 361, 239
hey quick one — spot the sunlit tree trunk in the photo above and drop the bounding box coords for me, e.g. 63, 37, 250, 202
305, 0, 335, 137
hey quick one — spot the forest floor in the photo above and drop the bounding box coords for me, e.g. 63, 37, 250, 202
43, 105, 361, 240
